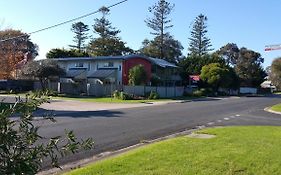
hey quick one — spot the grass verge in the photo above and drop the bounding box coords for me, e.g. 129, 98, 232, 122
270, 103, 281, 112
65, 126, 281, 175
50, 95, 198, 103
51, 96, 169, 103
0, 92, 200, 103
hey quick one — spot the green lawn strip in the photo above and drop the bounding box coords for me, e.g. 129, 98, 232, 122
51, 96, 197, 103
51, 96, 163, 103
65, 126, 281, 175
270, 103, 281, 112
1, 92, 200, 103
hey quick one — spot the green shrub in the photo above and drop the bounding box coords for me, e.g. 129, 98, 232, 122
113, 90, 133, 100
148, 91, 159, 100
192, 88, 214, 97
0, 94, 93, 174
113, 90, 121, 99
192, 90, 204, 97
120, 92, 133, 100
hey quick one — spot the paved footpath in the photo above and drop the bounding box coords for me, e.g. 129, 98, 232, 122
39, 99, 179, 111
0, 95, 182, 111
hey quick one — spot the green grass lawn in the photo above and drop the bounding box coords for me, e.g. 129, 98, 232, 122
65, 126, 281, 175
50, 95, 198, 103
270, 103, 281, 112
51, 96, 170, 103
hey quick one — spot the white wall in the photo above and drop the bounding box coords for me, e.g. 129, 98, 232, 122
58, 60, 123, 84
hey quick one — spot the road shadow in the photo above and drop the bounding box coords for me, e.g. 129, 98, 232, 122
34, 108, 124, 118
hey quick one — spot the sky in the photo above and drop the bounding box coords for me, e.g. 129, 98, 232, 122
1, 0, 281, 68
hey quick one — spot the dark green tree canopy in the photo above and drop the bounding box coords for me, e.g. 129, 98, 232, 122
139, 34, 183, 63
216, 43, 240, 66
216, 44, 265, 87
188, 14, 213, 56
21, 60, 65, 89
145, 0, 175, 59
88, 6, 132, 56
89, 37, 133, 56
178, 53, 225, 83
46, 48, 90, 58
235, 47, 265, 87
69, 21, 90, 52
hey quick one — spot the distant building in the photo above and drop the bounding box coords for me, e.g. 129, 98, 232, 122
261, 76, 276, 92
54, 54, 181, 86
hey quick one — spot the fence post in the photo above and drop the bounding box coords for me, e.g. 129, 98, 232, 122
165, 86, 167, 98
87, 83, 90, 96
57, 82, 61, 93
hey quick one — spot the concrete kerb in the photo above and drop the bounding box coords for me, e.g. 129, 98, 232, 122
264, 107, 281, 115
38, 127, 201, 175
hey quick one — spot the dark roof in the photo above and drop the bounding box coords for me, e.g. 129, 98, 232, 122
64, 69, 86, 78
87, 69, 116, 79
147, 57, 177, 68
54, 54, 177, 68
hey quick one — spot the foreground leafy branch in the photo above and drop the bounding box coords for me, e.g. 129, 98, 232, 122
0, 91, 94, 174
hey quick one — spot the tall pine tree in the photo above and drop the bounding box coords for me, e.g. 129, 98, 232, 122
69, 22, 89, 52
88, 7, 132, 56
188, 14, 213, 56
145, 0, 175, 60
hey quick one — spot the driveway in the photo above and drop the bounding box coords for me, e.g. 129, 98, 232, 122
39, 99, 176, 111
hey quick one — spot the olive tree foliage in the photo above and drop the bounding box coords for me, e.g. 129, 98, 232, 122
270, 57, 281, 90
0, 93, 94, 174
128, 64, 147, 85
21, 60, 65, 89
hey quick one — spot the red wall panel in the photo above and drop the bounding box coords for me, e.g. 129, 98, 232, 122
122, 57, 152, 85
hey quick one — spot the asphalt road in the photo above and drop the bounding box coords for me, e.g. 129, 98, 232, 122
2, 95, 281, 169
31, 95, 281, 168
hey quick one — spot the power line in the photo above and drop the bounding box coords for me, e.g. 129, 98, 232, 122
0, 0, 128, 43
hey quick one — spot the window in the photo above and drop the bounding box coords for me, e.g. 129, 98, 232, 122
104, 62, 114, 67
75, 62, 84, 68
